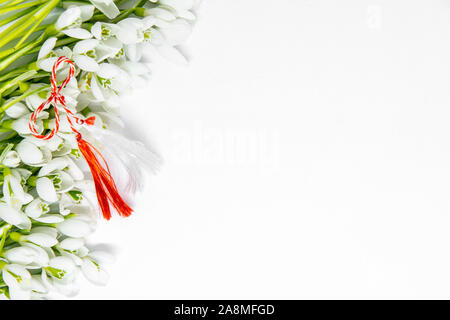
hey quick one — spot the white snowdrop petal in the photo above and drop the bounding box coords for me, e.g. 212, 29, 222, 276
0, 203, 31, 230
57, 218, 92, 238
81, 258, 109, 286
91, 22, 102, 39
31, 275, 48, 294
73, 55, 99, 72
78, 4, 95, 21
38, 37, 57, 60
36, 177, 58, 203
49, 256, 77, 274
4, 247, 35, 265
146, 7, 176, 21
31, 226, 58, 238
5, 102, 29, 118
90, 250, 115, 264
34, 214, 65, 224
59, 238, 85, 251
12, 117, 42, 135
97, 63, 120, 79
16, 141, 44, 165
37, 57, 58, 72
62, 28, 93, 39
65, 157, 84, 180
73, 39, 99, 54
90, 0, 119, 19
39, 158, 68, 177
3, 265, 31, 300
55, 6, 81, 30
2, 151, 20, 168
90, 76, 105, 101
22, 243, 50, 266
56, 171, 74, 193
26, 233, 58, 247
25, 198, 48, 218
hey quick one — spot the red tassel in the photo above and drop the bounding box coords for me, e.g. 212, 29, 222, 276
76, 134, 133, 220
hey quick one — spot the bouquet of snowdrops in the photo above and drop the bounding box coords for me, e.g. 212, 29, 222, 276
0, 0, 197, 299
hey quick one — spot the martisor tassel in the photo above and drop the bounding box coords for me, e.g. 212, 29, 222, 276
76, 134, 133, 220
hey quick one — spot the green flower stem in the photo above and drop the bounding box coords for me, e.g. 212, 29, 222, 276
0, 32, 46, 73
0, 0, 60, 57
0, 225, 11, 254
0, 6, 35, 28
0, 83, 50, 113
14, 11, 49, 48
0, 62, 41, 82
0, 6, 43, 48
0, 132, 17, 143
0, 70, 37, 96
0, 0, 27, 6
0, 0, 48, 15
0, 0, 25, 7
0, 24, 52, 59
27, 175, 37, 187
0, 143, 14, 164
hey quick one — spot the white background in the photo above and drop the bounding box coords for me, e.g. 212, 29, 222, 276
77, 0, 450, 299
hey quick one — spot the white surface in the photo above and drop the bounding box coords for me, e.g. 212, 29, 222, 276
77, 0, 450, 299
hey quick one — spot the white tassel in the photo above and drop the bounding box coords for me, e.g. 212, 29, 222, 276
84, 126, 162, 205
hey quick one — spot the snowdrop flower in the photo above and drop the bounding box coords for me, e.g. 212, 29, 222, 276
27, 135, 65, 153
58, 237, 85, 252
33, 214, 65, 224
89, 0, 119, 19
24, 84, 49, 110
2, 168, 33, 210
24, 198, 50, 219
37, 40, 75, 72
2, 151, 20, 168
1, 262, 32, 300
57, 216, 93, 238
81, 254, 109, 286
144, 6, 177, 21
0, 203, 31, 230
4, 243, 49, 267
10, 227, 58, 247
115, 17, 159, 45
91, 21, 118, 41
45, 256, 79, 296
54, 6, 93, 39
39, 157, 70, 176
73, 39, 100, 72
35, 177, 58, 203
4, 101, 29, 119
88, 63, 130, 102
9, 114, 45, 136
59, 191, 82, 216
15, 140, 51, 166
30, 275, 48, 298
37, 37, 58, 71
57, 241, 88, 265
